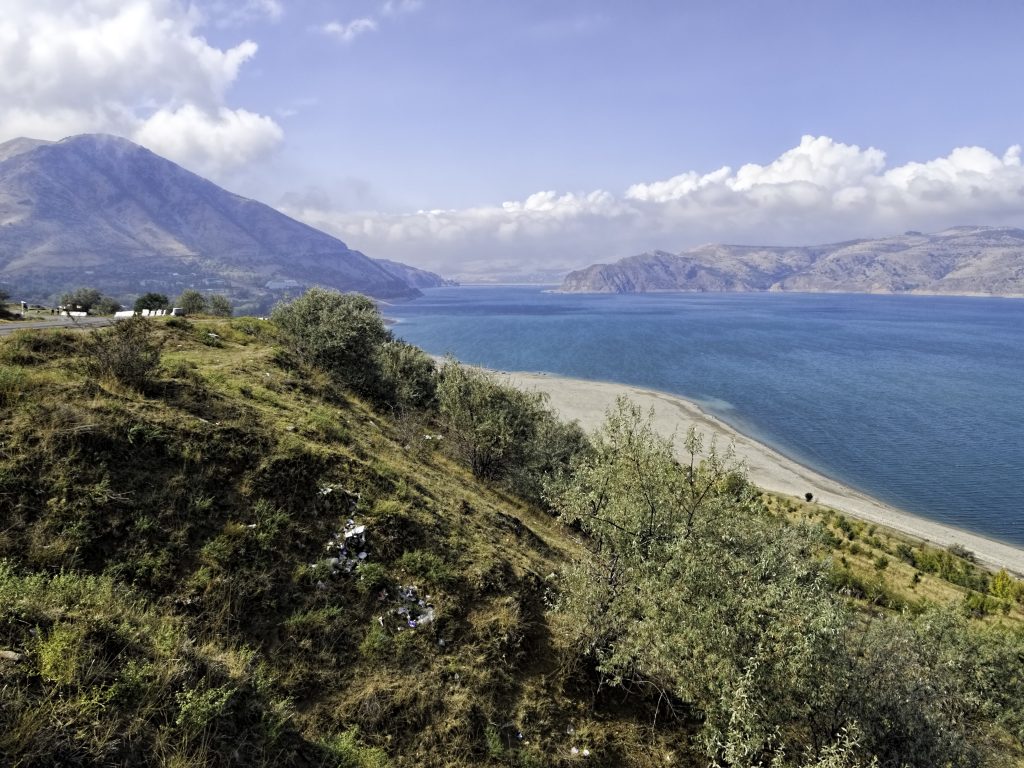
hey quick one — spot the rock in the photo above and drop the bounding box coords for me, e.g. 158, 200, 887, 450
0, 650, 23, 662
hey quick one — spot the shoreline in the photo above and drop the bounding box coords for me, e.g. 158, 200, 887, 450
496, 369, 1024, 576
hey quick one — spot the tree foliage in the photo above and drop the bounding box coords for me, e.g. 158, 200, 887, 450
208, 294, 233, 317
60, 287, 121, 314
550, 398, 1024, 767
436, 360, 588, 503
177, 289, 208, 315
133, 292, 170, 312
271, 288, 391, 400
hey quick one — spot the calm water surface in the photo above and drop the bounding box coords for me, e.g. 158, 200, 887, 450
388, 287, 1024, 547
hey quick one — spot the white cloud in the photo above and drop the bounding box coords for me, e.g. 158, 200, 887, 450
282, 136, 1024, 277
321, 18, 378, 44
135, 105, 284, 177
320, 1, 421, 46
0, 0, 282, 177
382, 0, 424, 16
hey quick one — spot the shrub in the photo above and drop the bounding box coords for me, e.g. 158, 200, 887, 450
376, 339, 436, 412
271, 288, 389, 399
436, 360, 589, 502
83, 316, 162, 390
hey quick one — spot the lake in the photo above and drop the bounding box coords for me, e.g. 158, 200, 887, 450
387, 287, 1024, 548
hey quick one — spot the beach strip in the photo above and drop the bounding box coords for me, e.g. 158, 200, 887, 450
499, 370, 1024, 576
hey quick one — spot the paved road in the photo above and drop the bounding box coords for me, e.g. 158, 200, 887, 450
0, 316, 114, 336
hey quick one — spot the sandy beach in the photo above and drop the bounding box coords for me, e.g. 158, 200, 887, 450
498, 370, 1024, 576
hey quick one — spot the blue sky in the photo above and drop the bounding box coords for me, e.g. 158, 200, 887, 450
2, 1, 1023, 276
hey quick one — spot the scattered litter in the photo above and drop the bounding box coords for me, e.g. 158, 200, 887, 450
312, 518, 370, 576
582, 749, 591, 757
319, 485, 334, 496
388, 584, 437, 631
571, 747, 579, 756
566, 725, 575, 735
207, 332, 220, 339
422, 433, 443, 441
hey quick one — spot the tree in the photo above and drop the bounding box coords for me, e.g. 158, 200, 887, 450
60, 287, 103, 312
271, 288, 389, 398
550, 398, 847, 765
58, 287, 121, 314
207, 294, 232, 317
134, 293, 170, 312
177, 290, 207, 315
0, 287, 13, 319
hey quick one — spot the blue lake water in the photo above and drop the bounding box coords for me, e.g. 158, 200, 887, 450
387, 286, 1024, 548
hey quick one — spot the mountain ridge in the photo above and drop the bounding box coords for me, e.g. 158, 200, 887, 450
0, 134, 445, 309
559, 226, 1024, 296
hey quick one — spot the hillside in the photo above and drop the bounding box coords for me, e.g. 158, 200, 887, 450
0, 134, 424, 310
560, 226, 1024, 295
1, 306, 1023, 767
375, 258, 458, 289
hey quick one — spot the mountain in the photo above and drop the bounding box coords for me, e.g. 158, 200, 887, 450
375, 258, 458, 288
559, 227, 1024, 296
0, 134, 424, 308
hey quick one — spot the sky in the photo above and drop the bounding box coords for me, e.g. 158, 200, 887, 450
2, 0, 1023, 278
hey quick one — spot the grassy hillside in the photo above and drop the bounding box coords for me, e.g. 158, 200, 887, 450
1, 310, 1022, 767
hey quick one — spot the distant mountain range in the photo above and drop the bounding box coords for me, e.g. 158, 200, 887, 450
0, 134, 451, 311
559, 227, 1024, 296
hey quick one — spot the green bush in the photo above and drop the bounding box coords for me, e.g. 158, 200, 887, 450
436, 360, 589, 503
83, 315, 162, 390
271, 288, 389, 399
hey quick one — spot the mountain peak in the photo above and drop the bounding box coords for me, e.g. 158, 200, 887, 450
0, 137, 55, 163
0, 134, 425, 309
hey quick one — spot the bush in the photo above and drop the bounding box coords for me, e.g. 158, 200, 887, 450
271, 288, 389, 399
376, 339, 436, 412
436, 360, 589, 502
83, 316, 162, 390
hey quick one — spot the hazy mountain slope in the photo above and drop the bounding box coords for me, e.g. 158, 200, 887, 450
560, 227, 1024, 295
375, 257, 458, 288
0, 134, 419, 306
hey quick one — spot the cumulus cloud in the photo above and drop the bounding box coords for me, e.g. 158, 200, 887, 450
321, 18, 379, 44
282, 136, 1024, 278
135, 105, 283, 177
0, 0, 282, 177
